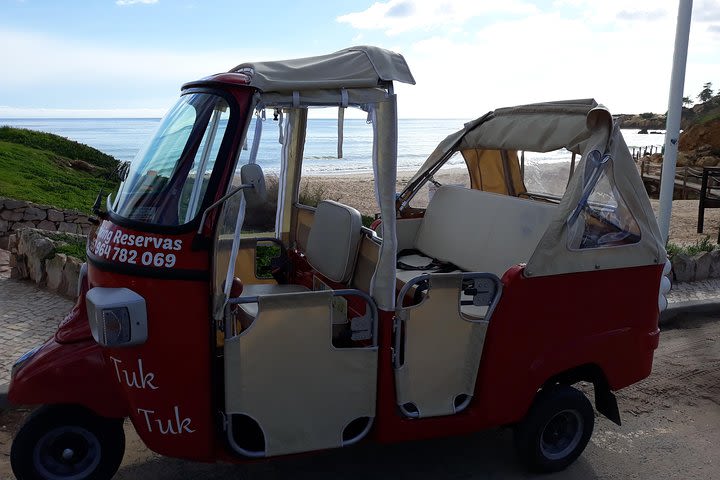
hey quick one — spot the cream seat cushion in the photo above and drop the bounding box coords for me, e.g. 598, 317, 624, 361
306, 200, 363, 283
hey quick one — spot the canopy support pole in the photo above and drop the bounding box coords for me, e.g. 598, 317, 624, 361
658, 0, 693, 244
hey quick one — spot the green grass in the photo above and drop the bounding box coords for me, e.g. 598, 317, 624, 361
52, 234, 88, 261
0, 127, 121, 212
0, 126, 117, 171
667, 236, 717, 257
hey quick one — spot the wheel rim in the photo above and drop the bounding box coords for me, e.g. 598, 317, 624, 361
539, 409, 584, 461
33, 425, 102, 480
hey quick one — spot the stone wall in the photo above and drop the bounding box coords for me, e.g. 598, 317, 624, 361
670, 251, 720, 283
0, 197, 96, 249
8, 229, 85, 298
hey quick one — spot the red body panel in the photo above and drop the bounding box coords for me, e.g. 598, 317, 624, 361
8, 338, 128, 419
372, 264, 663, 443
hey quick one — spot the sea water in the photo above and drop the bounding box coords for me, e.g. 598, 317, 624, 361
1, 117, 665, 186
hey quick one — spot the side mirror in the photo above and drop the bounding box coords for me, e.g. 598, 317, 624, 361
240, 163, 267, 206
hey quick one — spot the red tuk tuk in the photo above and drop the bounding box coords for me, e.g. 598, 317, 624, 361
8, 46, 670, 479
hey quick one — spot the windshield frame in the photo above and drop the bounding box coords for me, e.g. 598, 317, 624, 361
108, 87, 244, 234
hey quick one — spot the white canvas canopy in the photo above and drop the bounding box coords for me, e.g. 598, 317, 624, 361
231, 46, 415, 93
402, 99, 666, 277
224, 46, 415, 310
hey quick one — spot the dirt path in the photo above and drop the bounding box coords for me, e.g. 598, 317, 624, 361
2, 314, 719, 479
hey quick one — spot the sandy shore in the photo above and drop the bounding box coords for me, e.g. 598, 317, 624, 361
302, 171, 719, 246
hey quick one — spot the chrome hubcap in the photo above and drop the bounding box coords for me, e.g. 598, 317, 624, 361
540, 409, 583, 461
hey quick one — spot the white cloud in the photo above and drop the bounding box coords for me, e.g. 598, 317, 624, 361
337, 2, 720, 117
337, 0, 539, 35
0, 29, 272, 111
116, 0, 158, 5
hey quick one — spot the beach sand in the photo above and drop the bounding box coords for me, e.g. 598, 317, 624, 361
302, 170, 719, 246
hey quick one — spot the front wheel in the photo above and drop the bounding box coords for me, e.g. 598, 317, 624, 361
11, 405, 125, 480
514, 385, 595, 473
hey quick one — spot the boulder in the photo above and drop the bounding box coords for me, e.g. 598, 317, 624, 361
671, 253, 695, 283
7, 234, 18, 252
697, 156, 720, 167
693, 252, 713, 281
23, 207, 47, 221
24, 235, 55, 286
47, 209, 64, 222
61, 256, 83, 297
37, 220, 57, 231
676, 152, 691, 167
709, 250, 720, 279
58, 222, 80, 234
11, 221, 37, 231
1, 210, 24, 221
73, 216, 90, 224
3, 199, 26, 210
0, 219, 8, 234
46, 254, 68, 292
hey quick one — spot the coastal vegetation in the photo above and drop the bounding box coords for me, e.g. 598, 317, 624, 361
0, 127, 120, 212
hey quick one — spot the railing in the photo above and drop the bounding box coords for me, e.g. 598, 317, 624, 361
630, 145, 664, 160
639, 160, 718, 199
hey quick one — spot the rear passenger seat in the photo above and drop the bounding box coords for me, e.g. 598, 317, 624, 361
240, 200, 363, 317
396, 186, 558, 284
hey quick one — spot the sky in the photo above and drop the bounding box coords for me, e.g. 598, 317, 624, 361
1, 0, 719, 119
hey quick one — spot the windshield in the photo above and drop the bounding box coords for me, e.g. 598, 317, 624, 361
112, 93, 231, 226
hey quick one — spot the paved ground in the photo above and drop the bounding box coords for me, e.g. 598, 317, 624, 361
0, 250, 74, 385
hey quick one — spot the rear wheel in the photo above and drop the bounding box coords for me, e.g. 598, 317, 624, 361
11, 405, 125, 480
514, 386, 594, 473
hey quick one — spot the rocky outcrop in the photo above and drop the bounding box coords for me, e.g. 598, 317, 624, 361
0, 197, 96, 249
9, 229, 85, 298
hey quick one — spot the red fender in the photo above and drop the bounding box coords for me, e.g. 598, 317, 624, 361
8, 338, 129, 419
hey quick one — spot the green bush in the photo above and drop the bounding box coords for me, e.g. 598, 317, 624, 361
666, 236, 717, 257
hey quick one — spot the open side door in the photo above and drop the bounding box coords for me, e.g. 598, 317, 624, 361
394, 272, 502, 418
224, 289, 378, 457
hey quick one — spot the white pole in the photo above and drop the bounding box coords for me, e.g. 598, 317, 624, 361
658, 0, 693, 243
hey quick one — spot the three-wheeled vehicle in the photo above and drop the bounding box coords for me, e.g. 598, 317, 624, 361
8, 46, 670, 479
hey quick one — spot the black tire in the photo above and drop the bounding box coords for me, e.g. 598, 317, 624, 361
10, 404, 125, 480
513, 386, 595, 473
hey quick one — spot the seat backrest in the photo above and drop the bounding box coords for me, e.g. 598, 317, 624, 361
414, 186, 557, 276
306, 200, 363, 284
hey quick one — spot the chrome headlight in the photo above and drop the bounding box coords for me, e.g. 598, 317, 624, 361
86, 288, 148, 347
11, 344, 42, 378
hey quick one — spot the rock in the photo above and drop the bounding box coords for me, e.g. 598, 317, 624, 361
7, 234, 18, 252
73, 216, 90, 224
697, 156, 720, 167
23, 234, 55, 286
23, 206, 47, 221
3, 199, 26, 210
693, 252, 713, 281
709, 250, 720, 279
1, 210, 24, 221
648, 153, 663, 164
64, 214, 78, 222
37, 220, 57, 231
0, 237, 7, 250
11, 221, 37, 231
62, 256, 83, 297
80, 224, 92, 235
0, 219, 7, 234
675, 152, 691, 167
671, 253, 695, 282
46, 254, 68, 291
13, 254, 28, 279
47, 209, 64, 222
58, 222, 80, 234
